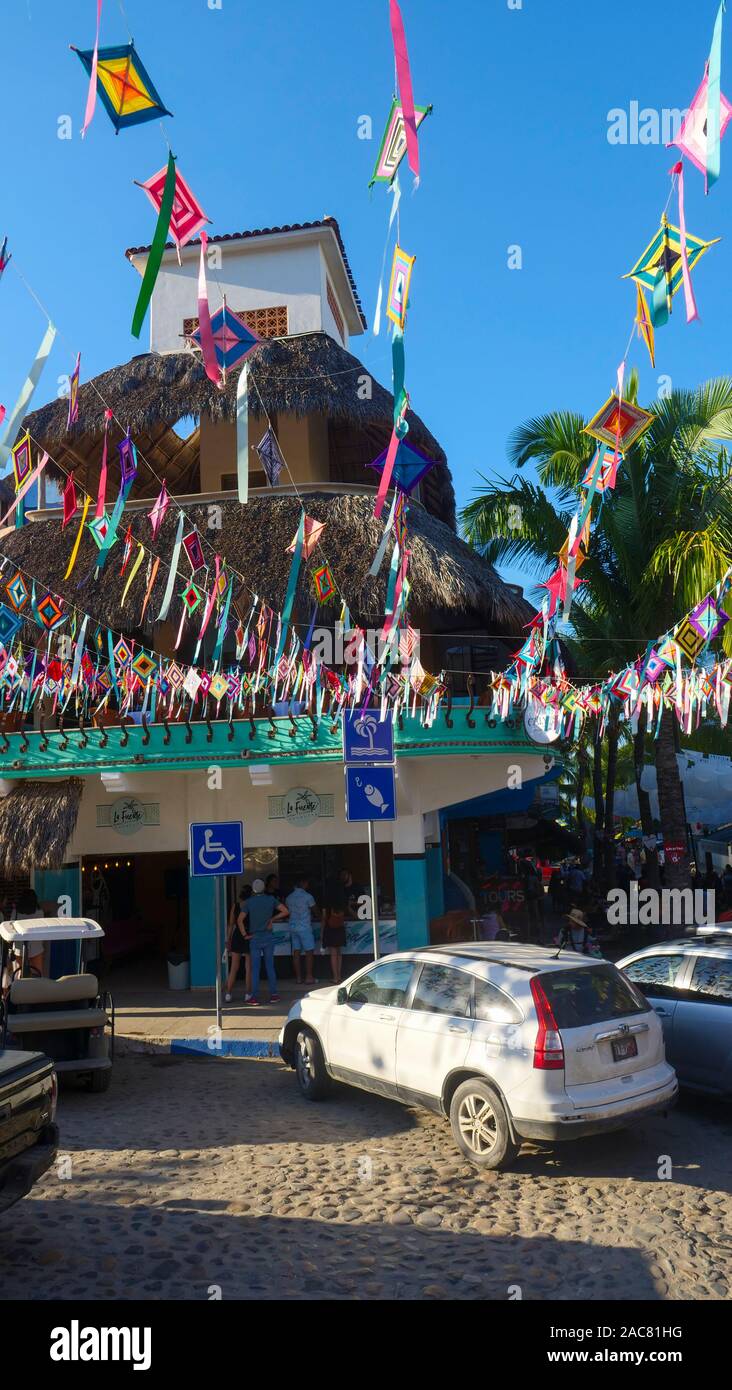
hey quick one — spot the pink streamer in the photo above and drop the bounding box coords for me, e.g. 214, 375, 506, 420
0, 452, 49, 527
197, 233, 222, 387
198, 556, 221, 640
611, 358, 625, 469
381, 549, 410, 643
670, 161, 699, 324
389, 0, 420, 180
373, 427, 400, 519
95, 410, 112, 518
81, 0, 103, 139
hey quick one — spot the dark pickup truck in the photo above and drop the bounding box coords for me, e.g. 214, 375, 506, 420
0, 1050, 58, 1215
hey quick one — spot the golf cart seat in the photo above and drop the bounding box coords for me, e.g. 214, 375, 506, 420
7, 974, 107, 1031
10, 974, 99, 1007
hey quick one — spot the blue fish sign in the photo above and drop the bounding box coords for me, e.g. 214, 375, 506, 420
345, 765, 396, 822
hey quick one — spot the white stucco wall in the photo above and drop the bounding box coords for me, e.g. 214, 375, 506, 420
64, 753, 547, 862
129, 233, 354, 355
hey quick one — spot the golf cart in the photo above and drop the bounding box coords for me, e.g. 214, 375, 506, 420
0, 918, 114, 1093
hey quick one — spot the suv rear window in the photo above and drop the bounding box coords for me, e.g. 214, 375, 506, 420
538, 965, 647, 1028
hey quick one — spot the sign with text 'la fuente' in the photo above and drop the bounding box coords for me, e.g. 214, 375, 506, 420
96, 798, 160, 835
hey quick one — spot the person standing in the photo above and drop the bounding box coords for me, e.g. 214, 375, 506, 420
225, 885, 252, 1003
519, 854, 542, 941
286, 874, 317, 986
322, 868, 352, 985
244, 878, 289, 1006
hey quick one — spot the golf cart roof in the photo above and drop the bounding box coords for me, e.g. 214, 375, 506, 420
0, 916, 104, 944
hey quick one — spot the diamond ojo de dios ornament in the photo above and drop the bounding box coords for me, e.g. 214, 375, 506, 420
313, 564, 336, 604
583, 393, 654, 451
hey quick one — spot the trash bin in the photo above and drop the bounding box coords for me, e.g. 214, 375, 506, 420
167, 953, 190, 990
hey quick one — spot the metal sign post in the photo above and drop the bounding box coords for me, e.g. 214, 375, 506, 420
214, 880, 223, 1032
344, 762, 396, 963
367, 821, 380, 961
189, 820, 245, 1033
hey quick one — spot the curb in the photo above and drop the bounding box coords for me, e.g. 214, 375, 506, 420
116, 1034, 280, 1059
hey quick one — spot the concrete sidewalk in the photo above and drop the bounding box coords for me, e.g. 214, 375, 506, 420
111, 979, 312, 1059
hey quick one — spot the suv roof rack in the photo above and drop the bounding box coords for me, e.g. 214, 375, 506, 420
417, 944, 570, 974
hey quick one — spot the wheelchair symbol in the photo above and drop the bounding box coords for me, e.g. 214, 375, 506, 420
198, 829, 236, 872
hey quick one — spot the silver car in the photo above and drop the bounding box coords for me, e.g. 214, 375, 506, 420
616, 934, 732, 1096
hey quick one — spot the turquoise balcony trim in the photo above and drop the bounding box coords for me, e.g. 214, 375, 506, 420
0, 711, 543, 779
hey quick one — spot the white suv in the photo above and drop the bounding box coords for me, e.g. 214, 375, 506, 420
279, 943, 678, 1169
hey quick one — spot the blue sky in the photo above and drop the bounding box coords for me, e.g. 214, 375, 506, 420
2, 0, 730, 597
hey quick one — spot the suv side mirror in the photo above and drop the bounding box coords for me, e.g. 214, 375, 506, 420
336, 987, 348, 1005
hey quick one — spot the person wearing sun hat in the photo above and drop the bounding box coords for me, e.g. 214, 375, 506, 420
558, 907, 600, 956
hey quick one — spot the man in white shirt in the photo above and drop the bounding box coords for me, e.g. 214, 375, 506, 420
286, 875, 317, 987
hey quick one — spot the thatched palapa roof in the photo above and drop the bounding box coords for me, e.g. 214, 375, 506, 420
0, 493, 531, 633
19, 335, 455, 526
0, 778, 83, 874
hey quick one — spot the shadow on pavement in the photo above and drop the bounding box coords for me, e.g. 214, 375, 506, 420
0, 1198, 661, 1301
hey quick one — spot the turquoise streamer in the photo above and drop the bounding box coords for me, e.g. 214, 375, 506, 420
212, 578, 233, 668
707, 1, 725, 191
107, 629, 120, 703
95, 479, 133, 574
275, 511, 305, 665
392, 329, 406, 424
650, 268, 669, 327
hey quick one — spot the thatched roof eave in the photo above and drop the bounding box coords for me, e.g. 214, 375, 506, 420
0, 778, 83, 875
0, 493, 532, 634
19, 337, 446, 464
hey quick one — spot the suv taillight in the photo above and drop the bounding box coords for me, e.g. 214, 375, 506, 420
530, 977, 564, 1071
49, 1071, 58, 1122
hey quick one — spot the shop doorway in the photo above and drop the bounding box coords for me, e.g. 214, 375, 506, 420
81, 852, 189, 984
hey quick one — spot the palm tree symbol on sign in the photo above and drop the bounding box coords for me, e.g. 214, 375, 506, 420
352, 713, 390, 759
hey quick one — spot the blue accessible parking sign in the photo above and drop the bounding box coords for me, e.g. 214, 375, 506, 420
345, 765, 397, 822
189, 821, 244, 877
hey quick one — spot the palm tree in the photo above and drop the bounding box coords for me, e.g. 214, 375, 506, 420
462, 378, 732, 889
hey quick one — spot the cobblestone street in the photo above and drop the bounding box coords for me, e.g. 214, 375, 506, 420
6, 1054, 732, 1301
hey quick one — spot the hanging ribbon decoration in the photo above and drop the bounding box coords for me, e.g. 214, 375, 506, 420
369, 490, 399, 576
197, 556, 222, 643
80, 0, 104, 138
670, 161, 699, 322
211, 577, 234, 667
70, 616, 89, 688
0, 321, 57, 467
62, 472, 78, 529
95, 478, 134, 575
236, 361, 249, 504
157, 513, 184, 622
374, 328, 409, 518
389, 0, 420, 182
197, 231, 223, 387
373, 174, 402, 337
707, 1, 726, 192
95, 409, 112, 517
275, 511, 305, 666
139, 557, 160, 624
64, 494, 91, 579
121, 542, 145, 607
131, 152, 177, 339
0, 452, 49, 528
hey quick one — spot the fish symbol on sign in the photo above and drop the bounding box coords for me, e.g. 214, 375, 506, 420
355, 776, 389, 814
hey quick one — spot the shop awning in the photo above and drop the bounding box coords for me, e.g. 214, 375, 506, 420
0, 778, 83, 875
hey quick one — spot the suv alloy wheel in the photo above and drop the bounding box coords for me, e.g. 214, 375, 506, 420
449, 1078, 518, 1170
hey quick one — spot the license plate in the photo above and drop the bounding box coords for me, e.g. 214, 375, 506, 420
612, 1036, 638, 1062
